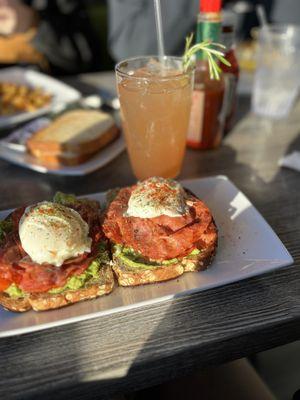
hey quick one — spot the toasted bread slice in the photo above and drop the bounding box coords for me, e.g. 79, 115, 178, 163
0, 264, 114, 312
112, 242, 216, 287
30, 152, 95, 167
27, 109, 119, 159
29, 125, 119, 167
113, 261, 185, 286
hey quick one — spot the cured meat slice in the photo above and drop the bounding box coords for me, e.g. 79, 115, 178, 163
17, 255, 93, 292
103, 186, 217, 260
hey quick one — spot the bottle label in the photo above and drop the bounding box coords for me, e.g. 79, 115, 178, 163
187, 90, 205, 143
196, 21, 221, 60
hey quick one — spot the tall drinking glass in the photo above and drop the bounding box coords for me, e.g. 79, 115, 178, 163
116, 56, 194, 180
251, 25, 300, 119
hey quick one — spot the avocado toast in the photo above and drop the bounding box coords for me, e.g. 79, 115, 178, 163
0, 193, 114, 312
103, 177, 217, 286
0, 177, 218, 311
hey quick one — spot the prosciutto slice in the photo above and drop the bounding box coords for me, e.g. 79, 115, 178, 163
103, 186, 217, 261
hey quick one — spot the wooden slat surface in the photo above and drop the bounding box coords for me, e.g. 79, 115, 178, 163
0, 73, 300, 400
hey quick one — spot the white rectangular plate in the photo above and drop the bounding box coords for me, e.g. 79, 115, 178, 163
0, 176, 293, 338
0, 67, 81, 129
0, 135, 125, 176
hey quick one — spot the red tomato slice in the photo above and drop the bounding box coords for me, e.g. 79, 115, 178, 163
0, 277, 11, 291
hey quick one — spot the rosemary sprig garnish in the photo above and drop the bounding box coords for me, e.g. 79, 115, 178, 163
183, 34, 231, 80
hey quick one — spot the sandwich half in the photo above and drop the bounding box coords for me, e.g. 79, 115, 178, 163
27, 109, 119, 166
103, 177, 217, 286
0, 193, 114, 312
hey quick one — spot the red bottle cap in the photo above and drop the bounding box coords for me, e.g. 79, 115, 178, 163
200, 0, 222, 12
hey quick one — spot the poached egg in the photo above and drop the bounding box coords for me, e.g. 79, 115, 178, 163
19, 202, 92, 267
126, 177, 188, 218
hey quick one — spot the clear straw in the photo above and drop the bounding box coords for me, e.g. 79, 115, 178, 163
256, 5, 271, 45
256, 5, 268, 29
154, 0, 165, 63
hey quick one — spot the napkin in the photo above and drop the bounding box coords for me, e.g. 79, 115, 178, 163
279, 151, 300, 172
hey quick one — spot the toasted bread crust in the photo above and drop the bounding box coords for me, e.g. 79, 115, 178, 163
113, 260, 185, 286
0, 265, 114, 312
29, 151, 97, 167
0, 294, 32, 312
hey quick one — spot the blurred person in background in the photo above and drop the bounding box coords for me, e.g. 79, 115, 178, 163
0, 0, 105, 75
108, 0, 198, 61
108, 0, 300, 62
271, 0, 300, 23
0, 0, 43, 66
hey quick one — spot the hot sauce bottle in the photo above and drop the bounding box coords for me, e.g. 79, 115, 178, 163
187, 0, 225, 150
221, 10, 240, 134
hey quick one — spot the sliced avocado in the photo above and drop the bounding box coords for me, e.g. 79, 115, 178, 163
4, 283, 25, 299
48, 243, 109, 294
114, 245, 169, 270
48, 274, 87, 294
189, 248, 200, 256
114, 245, 201, 271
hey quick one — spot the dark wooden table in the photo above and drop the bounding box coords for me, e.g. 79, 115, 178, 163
0, 72, 300, 400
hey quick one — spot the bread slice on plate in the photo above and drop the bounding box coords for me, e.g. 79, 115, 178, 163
0, 264, 114, 312
27, 109, 119, 166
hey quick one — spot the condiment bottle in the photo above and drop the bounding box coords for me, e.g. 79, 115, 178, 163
221, 10, 240, 135
187, 0, 225, 150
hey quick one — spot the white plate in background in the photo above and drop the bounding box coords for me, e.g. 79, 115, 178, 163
0, 176, 293, 337
0, 67, 81, 129
0, 134, 125, 176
